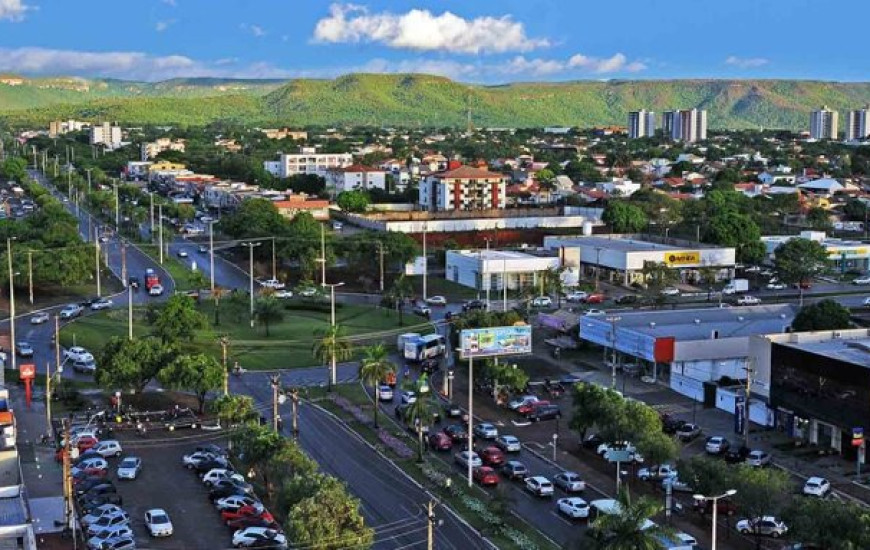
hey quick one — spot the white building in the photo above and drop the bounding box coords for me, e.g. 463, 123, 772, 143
670, 109, 707, 143
263, 148, 353, 178
810, 106, 839, 140
445, 249, 562, 292
627, 110, 656, 139
48, 119, 88, 137
595, 178, 640, 197
419, 165, 507, 212
141, 138, 186, 160
89, 122, 122, 147
846, 107, 870, 141
762, 230, 870, 272
125, 161, 152, 180
326, 164, 387, 193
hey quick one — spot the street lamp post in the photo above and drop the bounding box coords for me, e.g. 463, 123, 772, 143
208, 221, 216, 293
693, 490, 736, 550
322, 281, 345, 388
241, 242, 262, 328
595, 246, 603, 291
606, 316, 621, 389
6, 238, 16, 374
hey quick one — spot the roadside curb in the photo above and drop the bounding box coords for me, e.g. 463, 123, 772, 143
771, 461, 868, 508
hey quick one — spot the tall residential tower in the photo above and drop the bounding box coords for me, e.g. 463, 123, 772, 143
810, 106, 839, 140
628, 110, 656, 138
846, 107, 870, 141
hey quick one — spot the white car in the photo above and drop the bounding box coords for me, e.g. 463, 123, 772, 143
425, 295, 447, 306
176, 250, 189, 258
86, 511, 130, 536
766, 281, 786, 290
557, 497, 590, 518
93, 440, 123, 458
530, 296, 553, 307
583, 309, 606, 317
298, 287, 318, 297
215, 494, 259, 512
59, 303, 84, 319
273, 289, 294, 299
202, 468, 244, 487
82, 504, 125, 526
90, 298, 113, 310
260, 279, 286, 290
736, 295, 761, 306
745, 449, 771, 467
637, 464, 678, 481
565, 291, 588, 302
400, 391, 417, 404
854, 276, 870, 285
525, 476, 555, 497
508, 395, 538, 411
30, 312, 50, 324
661, 287, 680, 296
377, 385, 393, 401
662, 477, 692, 492
71, 457, 108, 476
64, 346, 94, 363
495, 435, 521, 453
597, 442, 644, 463
86, 526, 133, 550
454, 451, 482, 469
802, 476, 831, 497
736, 516, 788, 538
232, 527, 287, 549
473, 423, 499, 440
553, 471, 586, 492
144, 508, 173, 537
182, 451, 224, 468
116, 456, 141, 480
149, 284, 164, 296
705, 436, 731, 455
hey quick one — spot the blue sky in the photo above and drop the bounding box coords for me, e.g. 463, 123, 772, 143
0, 0, 867, 82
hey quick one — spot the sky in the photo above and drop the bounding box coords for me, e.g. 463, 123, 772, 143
0, 0, 867, 83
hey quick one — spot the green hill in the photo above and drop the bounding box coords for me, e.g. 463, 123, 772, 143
3, 73, 870, 130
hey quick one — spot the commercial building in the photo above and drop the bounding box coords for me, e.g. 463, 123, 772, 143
810, 105, 839, 140
542, 234, 736, 286
628, 110, 656, 139
263, 148, 354, 179
445, 249, 566, 292
326, 164, 387, 193
761, 231, 870, 273
756, 328, 870, 455
846, 107, 870, 141
580, 304, 797, 422
419, 164, 507, 212
89, 122, 122, 147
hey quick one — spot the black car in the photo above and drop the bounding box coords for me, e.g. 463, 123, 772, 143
74, 478, 111, 495
443, 403, 463, 418
502, 460, 529, 480
77, 482, 116, 499
443, 424, 468, 442
73, 450, 102, 465
193, 458, 230, 474
724, 446, 752, 464
661, 415, 687, 435
209, 479, 254, 500
462, 299, 487, 312
79, 296, 99, 307
79, 492, 123, 513
196, 444, 228, 456
528, 404, 561, 422
128, 276, 140, 290
581, 433, 604, 449
421, 358, 440, 374
615, 294, 639, 305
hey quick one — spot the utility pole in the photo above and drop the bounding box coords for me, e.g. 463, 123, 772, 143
271, 236, 277, 281
54, 315, 61, 373
484, 238, 491, 310
427, 500, 435, 550
114, 181, 119, 228
378, 241, 385, 292
127, 285, 133, 341
158, 204, 164, 264
291, 387, 299, 439
242, 242, 261, 328
45, 361, 52, 432
319, 224, 326, 286
85, 168, 92, 191
422, 222, 428, 301
270, 374, 284, 433
27, 250, 33, 305
149, 192, 154, 239
7, 238, 16, 374
95, 239, 101, 297
220, 336, 229, 396
120, 241, 127, 286
209, 221, 215, 293
742, 361, 755, 449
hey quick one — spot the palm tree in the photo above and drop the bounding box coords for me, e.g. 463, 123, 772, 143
212, 286, 228, 326
404, 377, 436, 462
312, 324, 353, 390
358, 344, 395, 428
388, 275, 413, 325
253, 296, 284, 337
589, 489, 674, 550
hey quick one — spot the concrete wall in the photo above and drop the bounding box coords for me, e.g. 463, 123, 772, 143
715, 387, 774, 427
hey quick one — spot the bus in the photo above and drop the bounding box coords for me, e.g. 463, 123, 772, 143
403, 334, 446, 362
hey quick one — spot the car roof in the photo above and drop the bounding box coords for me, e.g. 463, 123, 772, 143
560, 496, 588, 504
530, 476, 550, 483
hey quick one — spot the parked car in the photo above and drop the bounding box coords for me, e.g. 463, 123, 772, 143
194, 457, 233, 475
675, 423, 701, 441
530, 296, 553, 307
614, 294, 639, 305
87, 534, 135, 550
93, 440, 123, 458
508, 395, 539, 411
90, 298, 113, 310
637, 464, 677, 481
473, 423, 498, 440
15, 342, 33, 358
72, 358, 97, 374
766, 281, 786, 290
78, 492, 123, 513
745, 449, 771, 468
495, 435, 521, 453
454, 451, 482, 469
82, 504, 124, 526
222, 504, 275, 526
565, 291, 588, 302
64, 346, 94, 363
516, 400, 549, 416
210, 479, 255, 500
183, 451, 225, 469
86, 511, 130, 536
705, 436, 731, 455
425, 295, 447, 306
802, 476, 831, 497
377, 385, 393, 401
86, 525, 133, 550
479, 446, 506, 467
443, 424, 468, 442
428, 432, 453, 451
736, 295, 762, 306
202, 468, 244, 486
30, 312, 50, 324
553, 471, 586, 492
72, 457, 109, 477
144, 508, 174, 537
232, 527, 287, 549
502, 460, 529, 480
60, 304, 84, 319
473, 466, 500, 486
736, 516, 788, 538
259, 278, 285, 290
216, 494, 260, 512
78, 483, 117, 501
557, 497, 590, 519
693, 495, 737, 516
724, 446, 752, 464
661, 287, 680, 296
461, 299, 487, 312
527, 404, 561, 422
585, 293, 605, 304
116, 457, 141, 480
583, 309, 606, 317
581, 434, 604, 449
661, 415, 687, 435
525, 476, 554, 497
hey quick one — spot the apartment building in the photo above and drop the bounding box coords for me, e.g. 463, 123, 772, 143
141, 138, 186, 160
326, 164, 387, 193
627, 110, 656, 139
419, 163, 506, 212
261, 128, 308, 141
263, 148, 354, 178
846, 107, 870, 141
89, 122, 122, 147
48, 119, 87, 137
810, 105, 839, 140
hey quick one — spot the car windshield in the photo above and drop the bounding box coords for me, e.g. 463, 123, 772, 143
120, 459, 137, 467
151, 514, 169, 523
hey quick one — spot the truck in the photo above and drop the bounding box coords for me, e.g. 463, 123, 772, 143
144, 268, 160, 291
722, 278, 749, 295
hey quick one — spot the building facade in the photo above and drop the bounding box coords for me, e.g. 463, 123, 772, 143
628, 110, 656, 139
445, 249, 561, 292
846, 107, 870, 141
263, 149, 354, 178
326, 164, 387, 193
810, 105, 839, 140
419, 165, 507, 212
141, 138, 186, 160
89, 122, 122, 147
672, 109, 708, 142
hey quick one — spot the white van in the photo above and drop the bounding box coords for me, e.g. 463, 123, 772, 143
396, 333, 421, 351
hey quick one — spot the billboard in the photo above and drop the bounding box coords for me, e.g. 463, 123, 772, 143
459, 326, 532, 359
663, 251, 700, 266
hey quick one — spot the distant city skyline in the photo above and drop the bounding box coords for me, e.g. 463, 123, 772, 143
0, 1, 869, 83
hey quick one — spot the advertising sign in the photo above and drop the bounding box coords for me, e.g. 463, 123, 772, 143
734, 395, 745, 434
664, 251, 700, 266
459, 326, 532, 359
18, 364, 35, 380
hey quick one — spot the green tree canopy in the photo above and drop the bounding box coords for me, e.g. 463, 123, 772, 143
792, 299, 851, 332
589, 489, 673, 550
336, 190, 371, 213
158, 353, 224, 413
805, 206, 832, 230
358, 344, 395, 428
218, 198, 289, 240
602, 200, 648, 233
152, 294, 207, 343
773, 238, 829, 288
781, 497, 870, 549
96, 336, 174, 393
253, 295, 284, 337
284, 479, 374, 550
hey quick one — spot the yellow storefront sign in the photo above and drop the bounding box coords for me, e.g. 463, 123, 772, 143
827, 248, 868, 257
664, 251, 700, 265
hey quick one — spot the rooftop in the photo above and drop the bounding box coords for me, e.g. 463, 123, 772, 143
431, 165, 505, 180
549, 234, 721, 253
781, 337, 870, 368
450, 249, 557, 261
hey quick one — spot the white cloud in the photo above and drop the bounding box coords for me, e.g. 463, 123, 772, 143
725, 55, 769, 68
0, 0, 30, 21
155, 19, 176, 32
241, 23, 267, 37
568, 52, 646, 73
313, 3, 549, 54
161, 0, 176, 6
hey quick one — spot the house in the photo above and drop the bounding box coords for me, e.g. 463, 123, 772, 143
142, 138, 186, 160
214, 139, 242, 153
595, 179, 640, 197
263, 148, 354, 178
274, 197, 330, 221
261, 128, 308, 141
797, 178, 844, 195
326, 164, 387, 194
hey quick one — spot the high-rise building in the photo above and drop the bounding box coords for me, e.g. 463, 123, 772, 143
664, 109, 707, 142
662, 111, 677, 138
846, 107, 870, 141
628, 110, 656, 139
810, 106, 838, 140
89, 122, 122, 147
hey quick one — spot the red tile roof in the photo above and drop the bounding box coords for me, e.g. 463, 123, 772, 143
432, 165, 504, 180
274, 199, 329, 209
338, 164, 383, 173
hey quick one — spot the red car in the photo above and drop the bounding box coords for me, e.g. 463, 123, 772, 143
428, 432, 452, 451
517, 400, 550, 416
585, 293, 605, 304
473, 466, 499, 486
479, 446, 505, 467
221, 505, 274, 525
76, 436, 99, 452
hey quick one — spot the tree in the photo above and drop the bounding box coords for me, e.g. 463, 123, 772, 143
792, 299, 851, 331
211, 394, 257, 426
781, 498, 870, 549
312, 324, 353, 390
232, 424, 285, 498
96, 337, 174, 393
639, 261, 679, 308
589, 489, 674, 550
284, 480, 374, 550
731, 465, 791, 548
602, 200, 648, 233
843, 198, 870, 221
805, 206, 832, 230
158, 353, 224, 413
253, 296, 284, 337
570, 383, 618, 440
704, 211, 765, 263
386, 275, 413, 325
358, 344, 395, 428
676, 456, 734, 500
283, 212, 327, 280
636, 431, 678, 467
152, 294, 207, 343
218, 198, 288, 240
773, 238, 829, 303
404, 380, 437, 461
336, 190, 370, 213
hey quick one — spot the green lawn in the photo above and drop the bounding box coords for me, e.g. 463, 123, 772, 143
60, 299, 431, 370
136, 243, 203, 291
